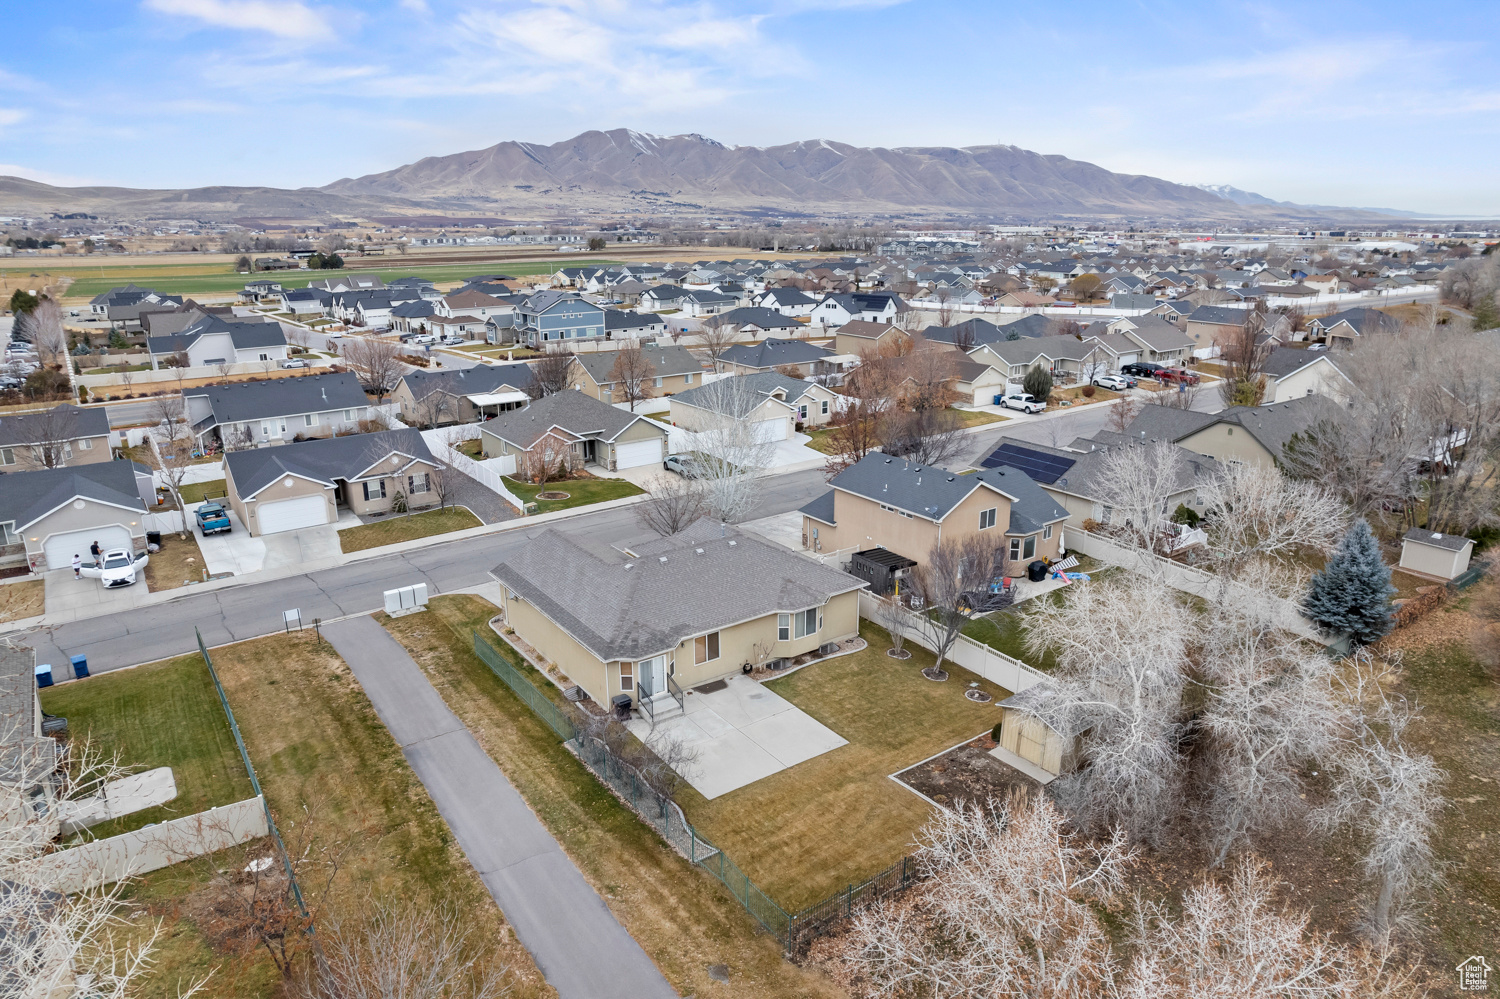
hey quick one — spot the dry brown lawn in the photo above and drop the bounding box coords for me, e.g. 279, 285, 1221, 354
143, 530, 209, 589
382, 595, 848, 999
0, 579, 44, 622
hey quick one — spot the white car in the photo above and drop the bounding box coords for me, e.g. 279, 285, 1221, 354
1091, 373, 1130, 391
999, 392, 1047, 414
81, 548, 149, 588
408, 334, 437, 346
280, 358, 309, 369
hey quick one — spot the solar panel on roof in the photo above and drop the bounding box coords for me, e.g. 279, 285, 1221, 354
979, 443, 1077, 484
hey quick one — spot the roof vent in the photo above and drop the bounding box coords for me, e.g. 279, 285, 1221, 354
695, 547, 704, 554
728, 540, 736, 545
659, 556, 668, 563
624, 563, 634, 570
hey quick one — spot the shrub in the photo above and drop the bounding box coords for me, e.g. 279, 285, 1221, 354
1170, 503, 1200, 528
1081, 384, 1095, 398
1023, 366, 1054, 401
1081, 517, 1102, 533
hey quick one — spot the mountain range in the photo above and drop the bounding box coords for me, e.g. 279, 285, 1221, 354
0, 129, 1412, 222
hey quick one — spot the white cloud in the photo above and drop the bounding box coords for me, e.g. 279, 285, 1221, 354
0, 108, 27, 130
143, 0, 333, 40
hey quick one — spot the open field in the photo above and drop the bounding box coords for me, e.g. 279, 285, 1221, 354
383, 595, 844, 999
48, 630, 550, 999
683, 620, 1012, 911
337, 506, 480, 552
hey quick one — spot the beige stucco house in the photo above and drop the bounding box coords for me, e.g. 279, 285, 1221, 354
0, 404, 113, 472
223, 428, 442, 536
1121, 395, 1335, 470
834, 320, 906, 357
392, 362, 533, 427
490, 520, 866, 711
667, 372, 840, 437
800, 453, 1069, 574
479, 390, 667, 474
567, 344, 704, 404
0, 460, 154, 573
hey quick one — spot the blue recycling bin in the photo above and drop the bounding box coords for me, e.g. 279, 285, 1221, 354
993, 394, 1004, 405
35, 663, 53, 688
70, 654, 89, 679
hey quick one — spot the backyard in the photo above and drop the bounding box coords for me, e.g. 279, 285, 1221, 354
680, 620, 1012, 910
504, 472, 645, 513
337, 506, 481, 552
382, 595, 847, 999
39, 631, 546, 999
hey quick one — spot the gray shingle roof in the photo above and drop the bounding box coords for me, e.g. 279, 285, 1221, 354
0, 405, 110, 448
718, 338, 832, 370
0, 460, 149, 529
1402, 528, 1471, 553
479, 390, 651, 449
800, 489, 837, 525
571, 345, 701, 385
225, 428, 436, 499
145, 314, 287, 355
1124, 395, 1339, 460
187, 372, 368, 425
603, 310, 665, 332
828, 453, 1067, 533
1186, 305, 1246, 326
710, 307, 803, 331
401, 363, 534, 403
671, 372, 816, 416
489, 520, 866, 662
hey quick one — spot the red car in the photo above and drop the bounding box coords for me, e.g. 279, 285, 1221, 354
1158, 368, 1200, 385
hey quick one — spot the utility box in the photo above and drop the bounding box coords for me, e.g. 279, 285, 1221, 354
384, 583, 430, 617
69, 654, 89, 679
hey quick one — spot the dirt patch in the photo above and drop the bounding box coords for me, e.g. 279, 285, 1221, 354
921, 667, 949, 682
894, 738, 1040, 811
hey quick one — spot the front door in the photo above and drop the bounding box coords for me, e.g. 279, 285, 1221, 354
582, 439, 597, 464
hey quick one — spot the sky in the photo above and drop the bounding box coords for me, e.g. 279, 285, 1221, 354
2, 0, 1499, 216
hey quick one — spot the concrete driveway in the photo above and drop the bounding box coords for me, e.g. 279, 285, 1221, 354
263, 524, 344, 571
194, 506, 353, 576
44, 569, 152, 621
627, 675, 847, 800
194, 509, 265, 575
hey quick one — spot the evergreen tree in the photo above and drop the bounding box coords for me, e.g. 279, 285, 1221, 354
1023, 366, 1053, 400
1303, 518, 1395, 644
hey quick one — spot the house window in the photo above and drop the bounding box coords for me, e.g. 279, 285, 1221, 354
798, 405, 808, 420
0, 522, 14, 545
1024, 536, 1037, 560
1009, 537, 1021, 560
654, 376, 663, 387
1044, 524, 1053, 540
79, 438, 92, 450
979, 508, 996, 530
344, 410, 354, 421
821, 400, 829, 415
260, 353, 270, 361
780, 607, 818, 641
694, 631, 720, 664
619, 661, 633, 691
684, 373, 694, 385
0, 448, 12, 465
305, 414, 318, 427
63, 443, 72, 460
408, 473, 430, 494
777, 613, 790, 641
362, 479, 386, 501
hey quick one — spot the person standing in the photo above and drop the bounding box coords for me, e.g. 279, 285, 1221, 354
89, 540, 101, 561
72, 553, 82, 579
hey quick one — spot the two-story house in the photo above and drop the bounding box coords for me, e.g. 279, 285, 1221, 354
183, 371, 371, 449
515, 291, 607, 348
799, 452, 1068, 573
568, 345, 703, 404
811, 292, 907, 329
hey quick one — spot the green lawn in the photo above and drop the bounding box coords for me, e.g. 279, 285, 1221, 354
963, 609, 1056, 671
337, 506, 481, 553
55, 258, 626, 301
39, 655, 255, 838
381, 596, 846, 999
684, 620, 1012, 911
504, 474, 645, 513
804, 426, 838, 454
179, 478, 227, 504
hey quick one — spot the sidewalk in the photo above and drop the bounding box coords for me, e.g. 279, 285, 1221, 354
322, 616, 677, 999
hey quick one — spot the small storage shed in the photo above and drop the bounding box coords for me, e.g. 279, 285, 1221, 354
849, 548, 918, 596
995, 685, 1090, 781
1399, 528, 1474, 581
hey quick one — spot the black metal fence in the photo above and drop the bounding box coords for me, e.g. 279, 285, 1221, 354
470, 629, 921, 953
1448, 558, 1491, 593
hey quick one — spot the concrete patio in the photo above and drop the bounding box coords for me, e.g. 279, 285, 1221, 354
627, 674, 847, 800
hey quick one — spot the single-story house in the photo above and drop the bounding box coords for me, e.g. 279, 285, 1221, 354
1305, 307, 1401, 347
717, 338, 835, 377
479, 390, 667, 473
1399, 528, 1474, 581
604, 310, 667, 342
183, 371, 371, 448
668, 372, 840, 437
391, 362, 534, 427
0, 405, 113, 472
0, 460, 154, 573
950, 357, 1010, 406
799, 452, 1068, 574
223, 428, 442, 536
755, 286, 818, 317
568, 345, 703, 404
833, 320, 905, 357
708, 307, 807, 338
145, 314, 289, 370
1121, 394, 1336, 468
489, 519, 865, 710
1259, 347, 1353, 403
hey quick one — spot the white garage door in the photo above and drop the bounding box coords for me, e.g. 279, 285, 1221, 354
1117, 352, 1139, 366
614, 438, 663, 469
751, 418, 789, 443
44, 525, 131, 571
256, 495, 329, 535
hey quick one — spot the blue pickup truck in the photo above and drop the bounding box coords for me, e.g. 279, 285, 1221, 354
195, 501, 232, 535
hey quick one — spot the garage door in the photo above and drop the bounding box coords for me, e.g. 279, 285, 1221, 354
43, 525, 131, 571
1117, 352, 1139, 366
614, 438, 663, 469
751, 418, 789, 442
256, 495, 329, 535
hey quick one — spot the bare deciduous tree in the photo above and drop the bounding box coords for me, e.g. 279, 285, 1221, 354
215, 359, 236, 384
23, 403, 81, 469
1198, 462, 1344, 580
873, 593, 913, 658
878, 407, 969, 467
30, 296, 69, 367
696, 321, 740, 373
1106, 391, 1145, 435
1089, 440, 1187, 554
682, 377, 777, 522
822, 398, 881, 477
526, 351, 572, 399
341, 336, 405, 402
911, 533, 1007, 673
608, 341, 656, 412
1218, 303, 1273, 407
636, 473, 708, 536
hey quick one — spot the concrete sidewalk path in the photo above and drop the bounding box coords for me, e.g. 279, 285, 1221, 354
322, 615, 677, 999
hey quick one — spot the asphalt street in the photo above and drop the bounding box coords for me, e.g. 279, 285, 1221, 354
24, 467, 830, 674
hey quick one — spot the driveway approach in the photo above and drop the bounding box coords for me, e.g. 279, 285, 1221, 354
322, 616, 677, 999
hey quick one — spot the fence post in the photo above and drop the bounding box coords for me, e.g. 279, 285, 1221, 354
690, 826, 696, 864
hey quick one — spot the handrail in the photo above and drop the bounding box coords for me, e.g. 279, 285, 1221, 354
666, 672, 685, 714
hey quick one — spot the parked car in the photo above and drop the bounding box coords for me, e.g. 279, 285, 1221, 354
1121, 362, 1165, 379
440, 334, 464, 345
999, 392, 1047, 414
408, 334, 437, 346
80, 548, 149, 588
1091, 373, 1132, 391
663, 453, 699, 478
1157, 368, 1200, 385
280, 359, 309, 369
195, 501, 232, 535
1307, 342, 1329, 352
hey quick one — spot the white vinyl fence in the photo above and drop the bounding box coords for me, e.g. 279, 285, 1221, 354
419, 426, 524, 511
858, 590, 1048, 697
